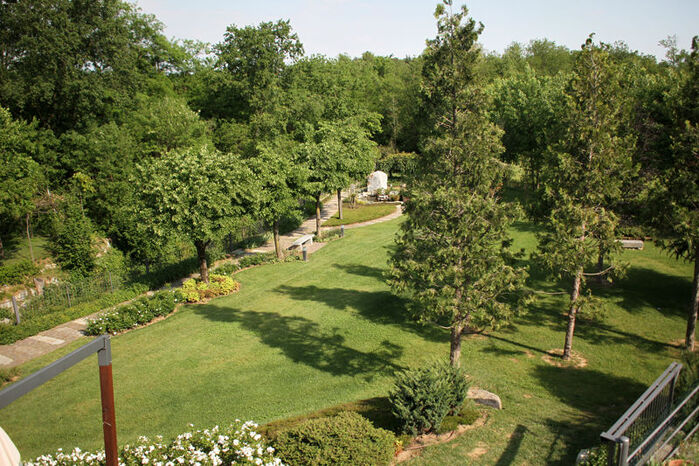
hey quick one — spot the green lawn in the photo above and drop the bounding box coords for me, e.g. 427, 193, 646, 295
0, 218, 693, 464
1, 234, 51, 266
322, 202, 397, 226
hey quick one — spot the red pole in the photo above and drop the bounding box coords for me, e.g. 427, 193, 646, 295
99, 362, 118, 465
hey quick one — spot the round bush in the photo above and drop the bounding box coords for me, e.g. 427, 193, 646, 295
389, 360, 470, 435
273, 411, 396, 466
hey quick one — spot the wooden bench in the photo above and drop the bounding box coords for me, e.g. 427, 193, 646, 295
289, 234, 314, 250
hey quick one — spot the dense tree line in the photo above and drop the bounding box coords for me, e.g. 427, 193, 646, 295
1, 0, 696, 358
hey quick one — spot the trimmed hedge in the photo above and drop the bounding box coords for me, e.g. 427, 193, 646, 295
389, 361, 470, 435
273, 411, 396, 466
85, 290, 177, 335
0, 284, 148, 345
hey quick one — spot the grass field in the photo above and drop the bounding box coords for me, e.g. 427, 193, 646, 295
322, 202, 397, 226
0, 217, 693, 464
0, 234, 51, 266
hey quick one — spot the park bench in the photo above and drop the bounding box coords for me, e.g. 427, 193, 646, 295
618, 239, 644, 250
289, 234, 314, 250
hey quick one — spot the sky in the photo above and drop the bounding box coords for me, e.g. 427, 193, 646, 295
134, 0, 698, 61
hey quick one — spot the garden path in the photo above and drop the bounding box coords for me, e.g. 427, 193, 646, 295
0, 195, 403, 369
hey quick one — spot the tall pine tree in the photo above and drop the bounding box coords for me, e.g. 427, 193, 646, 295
387, 1, 527, 367
536, 36, 635, 360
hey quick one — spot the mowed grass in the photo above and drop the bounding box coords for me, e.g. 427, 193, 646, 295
1, 234, 51, 266
323, 202, 397, 226
0, 217, 694, 464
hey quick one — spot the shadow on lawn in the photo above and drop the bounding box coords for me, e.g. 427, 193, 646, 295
533, 365, 648, 465
331, 263, 385, 281
273, 284, 446, 343
194, 306, 405, 380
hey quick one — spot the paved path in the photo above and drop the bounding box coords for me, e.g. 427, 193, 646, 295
0, 197, 403, 369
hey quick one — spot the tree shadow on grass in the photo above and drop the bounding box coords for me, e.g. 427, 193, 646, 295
331, 263, 385, 281
494, 424, 528, 466
591, 266, 691, 318
194, 305, 405, 381
532, 365, 648, 465
272, 284, 446, 343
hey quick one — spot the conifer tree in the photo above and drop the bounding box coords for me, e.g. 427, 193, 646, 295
387, 1, 527, 367
536, 36, 635, 360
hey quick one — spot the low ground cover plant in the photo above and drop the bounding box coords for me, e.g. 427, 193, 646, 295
314, 228, 343, 243
28, 420, 282, 465
0, 260, 40, 286
389, 360, 470, 435
178, 274, 240, 303
272, 411, 396, 466
85, 290, 177, 335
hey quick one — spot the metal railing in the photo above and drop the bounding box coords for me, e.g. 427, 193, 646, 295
0, 335, 118, 465
601, 362, 699, 465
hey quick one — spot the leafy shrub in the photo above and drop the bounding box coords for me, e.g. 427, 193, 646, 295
178, 274, 240, 303
214, 262, 239, 275
28, 420, 282, 466
314, 228, 342, 242
273, 411, 396, 466
239, 252, 276, 269
85, 290, 177, 335
389, 361, 470, 435
0, 260, 40, 285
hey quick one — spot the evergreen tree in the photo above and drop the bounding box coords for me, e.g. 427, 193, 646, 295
536, 36, 635, 360
387, 1, 527, 367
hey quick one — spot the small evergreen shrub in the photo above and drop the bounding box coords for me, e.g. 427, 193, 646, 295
178, 274, 240, 303
0, 260, 40, 285
273, 411, 396, 466
85, 290, 177, 335
389, 361, 470, 435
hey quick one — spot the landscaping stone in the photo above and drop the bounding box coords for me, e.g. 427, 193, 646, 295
367, 170, 388, 194
467, 387, 502, 409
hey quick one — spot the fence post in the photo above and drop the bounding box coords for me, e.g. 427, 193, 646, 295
66, 285, 72, 307
98, 339, 118, 466
11, 297, 20, 325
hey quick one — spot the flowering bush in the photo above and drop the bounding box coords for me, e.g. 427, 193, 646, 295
85, 291, 178, 335
178, 274, 240, 303
27, 420, 283, 466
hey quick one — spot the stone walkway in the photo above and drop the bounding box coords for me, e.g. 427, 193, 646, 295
0, 197, 403, 369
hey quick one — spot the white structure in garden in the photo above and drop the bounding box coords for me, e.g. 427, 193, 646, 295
367, 170, 388, 194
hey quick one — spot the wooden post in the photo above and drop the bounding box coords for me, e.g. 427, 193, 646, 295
66, 285, 72, 307
11, 297, 20, 325
98, 342, 118, 466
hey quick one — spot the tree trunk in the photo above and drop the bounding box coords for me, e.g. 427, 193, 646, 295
195, 240, 209, 284
0, 235, 4, 259
563, 268, 583, 360
145, 260, 150, 275
26, 213, 34, 263
685, 248, 699, 351
450, 322, 464, 367
273, 220, 282, 260
337, 189, 343, 220
315, 194, 321, 237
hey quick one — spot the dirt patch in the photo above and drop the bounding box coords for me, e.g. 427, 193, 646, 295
523, 394, 532, 399
524, 350, 535, 358
393, 413, 488, 463
541, 349, 588, 368
467, 442, 489, 459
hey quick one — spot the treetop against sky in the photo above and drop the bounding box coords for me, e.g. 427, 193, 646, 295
136, 0, 697, 60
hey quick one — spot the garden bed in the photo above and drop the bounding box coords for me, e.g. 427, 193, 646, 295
323, 202, 398, 226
